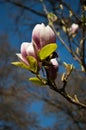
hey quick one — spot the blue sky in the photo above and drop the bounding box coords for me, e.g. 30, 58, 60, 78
29, 100, 57, 128
0, 3, 20, 47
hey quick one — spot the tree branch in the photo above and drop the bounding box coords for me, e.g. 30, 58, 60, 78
5, 0, 46, 17
48, 79, 86, 109
52, 24, 82, 64
55, 0, 81, 22
80, 3, 86, 72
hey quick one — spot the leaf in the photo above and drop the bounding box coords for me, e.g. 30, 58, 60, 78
39, 43, 57, 60
61, 19, 65, 25
81, 65, 85, 72
29, 77, 47, 86
63, 62, 73, 75
76, 47, 79, 55
57, 32, 60, 36
69, 10, 73, 17
60, 4, 63, 10
27, 56, 37, 73
61, 73, 66, 81
48, 12, 57, 21
11, 61, 30, 70
74, 95, 79, 103
83, 5, 86, 11
47, 12, 57, 25
62, 26, 66, 32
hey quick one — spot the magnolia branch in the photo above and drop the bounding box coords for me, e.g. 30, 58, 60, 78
35, 67, 86, 109
49, 82, 86, 109
46, 74, 86, 109
36, 64, 86, 109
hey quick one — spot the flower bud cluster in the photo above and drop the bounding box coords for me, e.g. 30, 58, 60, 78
17, 23, 58, 80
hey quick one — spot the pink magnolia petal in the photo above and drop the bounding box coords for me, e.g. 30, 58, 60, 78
45, 25, 56, 43
26, 43, 36, 58
50, 58, 58, 68
16, 53, 29, 65
21, 42, 30, 57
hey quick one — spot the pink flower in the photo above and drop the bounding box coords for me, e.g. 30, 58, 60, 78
32, 23, 56, 50
16, 42, 36, 65
69, 23, 79, 34
47, 58, 58, 80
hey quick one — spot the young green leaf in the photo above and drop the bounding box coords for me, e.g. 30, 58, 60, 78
62, 26, 67, 32
60, 4, 63, 10
11, 61, 30, 70
63, 62, 73, 75
47, 12, 57, 22
39, 43, 57, 60
69, 10, 73, 17
29, 77, 47, 86
27, 56, 37, 73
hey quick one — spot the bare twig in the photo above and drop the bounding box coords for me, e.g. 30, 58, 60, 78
5, 0, 46, 17
36, 67, 86, 109
52, 25, 82, 64
80, 3, 86, 71
55, 0, 81, 22
47, 77, 86, 109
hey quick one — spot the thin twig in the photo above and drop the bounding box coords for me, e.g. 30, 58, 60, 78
48, 80, 86, 109
80, 3, 86, 71
5, 0, 46, 17
52, 25, 81, 64
55, 0, 81, 22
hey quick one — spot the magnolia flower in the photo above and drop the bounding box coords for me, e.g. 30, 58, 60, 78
47, 58, 58, 80
16, 42, 36, 65
69, 23, 79, 35
32, 23, 56, 50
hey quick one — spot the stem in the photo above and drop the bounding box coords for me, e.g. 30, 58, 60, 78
51, 24, 81, 64
80, 3, 86, 71
56, 0, 81, 22
48, 80, 86, 109
46, 65, 86, 109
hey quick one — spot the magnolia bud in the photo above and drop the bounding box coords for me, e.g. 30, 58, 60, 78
50, 58, 58, 67
17, 42, 36, 65
32, 23, 56, 50
47, 58, 58, 80
69, 23, 79, 34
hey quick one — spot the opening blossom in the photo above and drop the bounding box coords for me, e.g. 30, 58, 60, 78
32, 23, 56, 51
